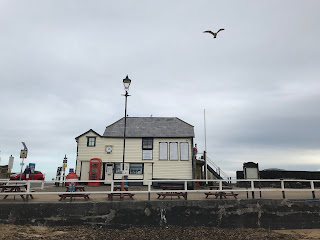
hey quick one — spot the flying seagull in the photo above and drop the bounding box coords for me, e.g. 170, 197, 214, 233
203, 29, 225, 38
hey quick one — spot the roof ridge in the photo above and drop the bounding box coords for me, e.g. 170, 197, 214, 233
104, 117, 124, 129
176, 117, 194, 127
75, 129, 101, 140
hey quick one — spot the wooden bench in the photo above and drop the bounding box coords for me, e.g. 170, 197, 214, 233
157, 192, 186, 199
108, 193, 135, 200
58, 193, 90, 201
205, 192, 238, 199
1, 185, 34, 201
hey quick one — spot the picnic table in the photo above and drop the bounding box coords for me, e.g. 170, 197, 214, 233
0, 184, 34, 201
58, 186, 90, 201
108, 185, 135, 200
65, 186, 86, 192
204, 185, 238, 199
157, 186, 186, 200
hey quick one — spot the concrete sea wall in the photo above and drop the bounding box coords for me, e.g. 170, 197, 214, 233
1, 200, 320, 229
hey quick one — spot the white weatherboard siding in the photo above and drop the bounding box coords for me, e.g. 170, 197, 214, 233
153, 138, 193, 179
143, 163, 153, 185
76, 131, 193, 181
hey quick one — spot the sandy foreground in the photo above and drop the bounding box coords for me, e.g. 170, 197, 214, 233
0, 225, 320, 240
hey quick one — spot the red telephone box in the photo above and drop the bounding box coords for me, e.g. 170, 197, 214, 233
88, 158, 102, 186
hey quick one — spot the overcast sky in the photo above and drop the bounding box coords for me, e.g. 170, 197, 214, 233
1, 1, 320, 179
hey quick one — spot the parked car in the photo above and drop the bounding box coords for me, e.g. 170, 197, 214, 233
10, 171, 45, 180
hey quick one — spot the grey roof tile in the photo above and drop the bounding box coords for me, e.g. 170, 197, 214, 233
103, 117, 194, 138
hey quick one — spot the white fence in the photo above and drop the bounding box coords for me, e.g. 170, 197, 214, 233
1, 178, 320, 201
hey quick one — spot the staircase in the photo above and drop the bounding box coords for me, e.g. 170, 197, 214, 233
198, 154, 230, 185
206, 156, 229, 181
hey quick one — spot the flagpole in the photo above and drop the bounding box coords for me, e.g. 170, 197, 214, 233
204, 109, 208, 185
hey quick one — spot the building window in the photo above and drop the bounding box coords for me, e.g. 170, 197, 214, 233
159, 142, 168, 160
114, 163, 122, 174
169, 142, 178, 160
142, 138, 153, 149
180, 142, 189, 161
87, 137, 96, 147
142, 138, 153, 160
129, 163, 143, 174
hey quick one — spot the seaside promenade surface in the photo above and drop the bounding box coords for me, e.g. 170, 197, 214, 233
0, 184, 318, 202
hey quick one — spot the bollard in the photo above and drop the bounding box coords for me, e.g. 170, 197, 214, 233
148, 182, 151, 201
184, 181, 188, 200
281, 179, 285, 199
311, 181, 315, 199
251, 180, 255, 199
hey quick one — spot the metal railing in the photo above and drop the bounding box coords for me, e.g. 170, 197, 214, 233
196, 153, 230, 181
206, 156, 230, 181
1, 178, 320, 202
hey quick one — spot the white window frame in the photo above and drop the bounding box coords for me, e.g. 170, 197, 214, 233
180, 142, 189, 161
169, 142, 178, 161
159, 142, 168, 160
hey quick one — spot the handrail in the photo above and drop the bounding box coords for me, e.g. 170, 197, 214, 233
206, 156, 229, 181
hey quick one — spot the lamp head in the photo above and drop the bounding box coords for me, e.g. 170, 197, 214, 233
123, 75, 131, 91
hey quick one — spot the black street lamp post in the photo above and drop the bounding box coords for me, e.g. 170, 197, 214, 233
120, 75, 131, 200
122, 75, 131, 175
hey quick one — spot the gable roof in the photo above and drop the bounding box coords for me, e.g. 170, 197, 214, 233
75, 129, 102, 140
103, 117, 194, 138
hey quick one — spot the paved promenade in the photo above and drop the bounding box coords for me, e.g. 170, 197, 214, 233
0, 184, 318, 202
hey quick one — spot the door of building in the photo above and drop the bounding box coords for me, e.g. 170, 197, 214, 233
104, 163, 113, 184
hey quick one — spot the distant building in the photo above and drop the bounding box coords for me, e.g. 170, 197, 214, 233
237, 162, 320, 187
0, 165, 9, 179
75, 117, 196, 185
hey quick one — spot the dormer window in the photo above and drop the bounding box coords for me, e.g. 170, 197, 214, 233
87, 137, 96, 147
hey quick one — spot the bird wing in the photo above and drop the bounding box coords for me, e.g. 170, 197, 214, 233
203, 30, 215, 35
216, 29, 225, 34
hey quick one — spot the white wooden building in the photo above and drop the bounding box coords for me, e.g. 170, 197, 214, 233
75, 117, 195, 185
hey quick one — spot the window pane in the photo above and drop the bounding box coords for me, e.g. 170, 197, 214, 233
142, 138, 153, 149
159, 142, 168, 160
169, 142, 178, 160
87, 137, 96, 147
130, 163, 143, 174
180, 142, 189, 160
114, 163, 122, 174
142, 150, 152, 160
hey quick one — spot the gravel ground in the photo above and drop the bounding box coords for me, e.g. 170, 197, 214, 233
1, 224, 317, 240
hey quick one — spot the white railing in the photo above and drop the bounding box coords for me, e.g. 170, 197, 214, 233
1, 178, 320, 201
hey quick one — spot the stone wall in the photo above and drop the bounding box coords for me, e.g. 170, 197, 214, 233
1, 200, 320, 229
